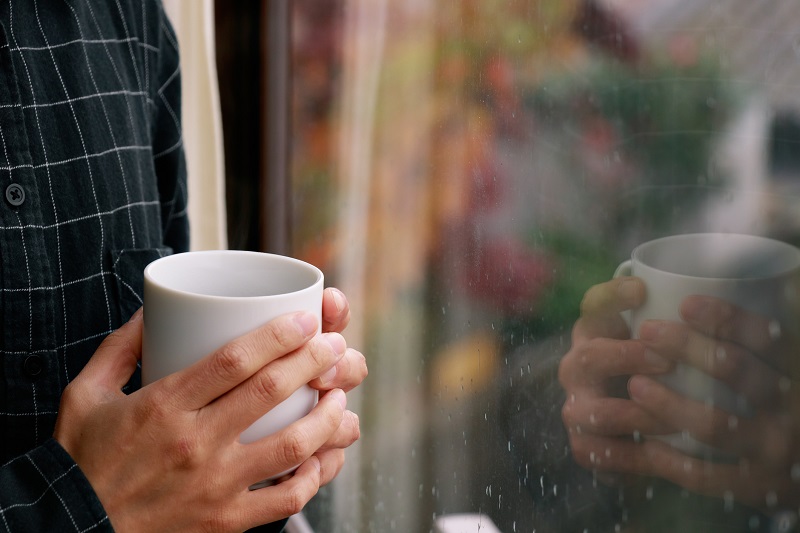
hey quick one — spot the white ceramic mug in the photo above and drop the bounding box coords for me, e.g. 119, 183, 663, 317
142, 250, 323, 482
614, 233, 800, 457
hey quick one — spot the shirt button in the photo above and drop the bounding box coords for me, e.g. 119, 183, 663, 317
5, 183, 25, 207
23, 355, 43, 378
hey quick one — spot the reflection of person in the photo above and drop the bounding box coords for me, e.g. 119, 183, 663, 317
0, 2, 366, 531
559, 276, 800, 528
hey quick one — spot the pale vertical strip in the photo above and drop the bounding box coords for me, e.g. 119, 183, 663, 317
162, 0, 227, 251
333, 0, 388, 528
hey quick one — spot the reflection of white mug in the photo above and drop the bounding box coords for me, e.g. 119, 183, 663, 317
143, 251, 323, 481
614, 233, 800, 457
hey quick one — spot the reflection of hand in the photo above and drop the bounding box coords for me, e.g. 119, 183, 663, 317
560, 277, 675, 484
625, 295, 800, 512
54, 307, 361, 532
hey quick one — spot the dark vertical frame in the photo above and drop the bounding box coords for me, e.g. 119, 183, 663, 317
261, 0, 293, 255
216, 0, 292, 254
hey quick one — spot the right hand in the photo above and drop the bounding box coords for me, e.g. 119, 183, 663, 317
54, 308, 359, 532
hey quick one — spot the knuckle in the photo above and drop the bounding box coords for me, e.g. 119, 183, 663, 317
308, 337, 337, 370
280, 484, 312, 517
266, 320, 299, 353
252, 368, 286, 406
281, 428, 312, 465
133, 393, 170, 426
213, 343, 251, 381
167, 434, 202, 469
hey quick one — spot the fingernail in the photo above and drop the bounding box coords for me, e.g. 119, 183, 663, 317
310, 455, 321, 473
319, 365, 338, 386
329, 388, 347, 410
628, 375, 650, 400
332, 289, 345, 313
130, 307, 144, 322
323, 333, 347, 356
294, 312, 318, 336
644, 349, 672, 370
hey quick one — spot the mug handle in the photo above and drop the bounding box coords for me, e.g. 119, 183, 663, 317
613, 260, 633, 328
613, 259, 632, 279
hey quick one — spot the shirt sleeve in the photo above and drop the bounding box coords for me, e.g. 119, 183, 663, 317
0, 439, 113, 532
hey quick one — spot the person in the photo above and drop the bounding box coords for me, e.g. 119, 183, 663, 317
0, 1, 366, 531
559, 275, 800, 530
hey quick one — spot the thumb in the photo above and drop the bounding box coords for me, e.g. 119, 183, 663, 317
78, 307, 144, 394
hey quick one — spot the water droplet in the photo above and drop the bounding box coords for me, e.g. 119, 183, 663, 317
790, 463, 800, 481
723, 490, 734, 512
589, 414, 597, 425
769, 320, 782, 340
749, 515, 761, 530
716, 346, 727, 361
766, 491, 778, 508
646, 485, 653, 500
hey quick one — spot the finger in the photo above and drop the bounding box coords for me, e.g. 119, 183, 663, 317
165, 312, 319, 410
680, 295, 779, 358
629, 375, 795, 468
580, 277, 645, 318
562, 395, 670, 437
568, 433, 654, 474
316, 409, 360, 451
642, 440, 797, 512
322, 287, 350, 333
239, 456, 322, 528
572, 313, 632, 344
208, 333, 346, 437
308, 348, 368, 392
78, 307, 144, 394
558, 338, 673, 389
235, 389, 347, 485
639, 320, 785, 408
316, 448, 346, 487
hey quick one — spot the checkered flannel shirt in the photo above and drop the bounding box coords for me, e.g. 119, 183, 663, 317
0, 0, 189, 530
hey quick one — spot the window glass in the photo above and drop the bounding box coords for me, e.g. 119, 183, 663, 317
290, 1, 800, 531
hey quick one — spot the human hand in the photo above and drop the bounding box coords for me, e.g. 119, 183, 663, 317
559, 276, 676, 484
619, 295, 800, 512
53, 308, 360, 532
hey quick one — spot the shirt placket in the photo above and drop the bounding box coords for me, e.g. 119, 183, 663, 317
0, 18, 62, 454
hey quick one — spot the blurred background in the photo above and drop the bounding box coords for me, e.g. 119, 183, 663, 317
210, 1, 800, 531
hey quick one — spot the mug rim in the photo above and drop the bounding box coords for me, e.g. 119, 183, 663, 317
631, 232, 800, 281
144, 250, 324, 301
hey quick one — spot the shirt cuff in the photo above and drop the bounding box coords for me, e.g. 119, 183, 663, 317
35, 438, 114, 532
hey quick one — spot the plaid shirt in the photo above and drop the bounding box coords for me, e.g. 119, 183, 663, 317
0, 0, 188, 530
